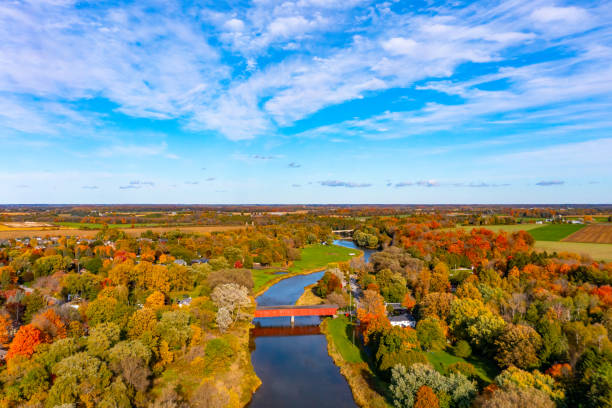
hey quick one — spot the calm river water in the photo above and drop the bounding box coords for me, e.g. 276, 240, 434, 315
247, 241, 363, 407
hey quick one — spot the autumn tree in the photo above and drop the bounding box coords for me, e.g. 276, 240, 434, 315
0, 312, 11, 346
414, 385, 439, 408
6, 324, 49, 361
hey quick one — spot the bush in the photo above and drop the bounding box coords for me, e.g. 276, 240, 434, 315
453, 340, 472, 358
447, 361, 477, 380
204, 338, 234, 374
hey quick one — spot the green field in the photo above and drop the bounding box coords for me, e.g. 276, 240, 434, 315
252, 270, 286, 292
288, 244, 359, 273
326, 316, 363, 363
426, 350, 498, 383
534, 241, 612, 261
56, 222, 163, 229
252, 244, 360, 294
528, 223, 586, 241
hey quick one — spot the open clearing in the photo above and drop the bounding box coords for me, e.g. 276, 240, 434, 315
534, 241, 612, 262
288, 244, 358, 273
0, 225, 245, 239
426, 351, 498, 384
563, 224, 612, 244
528, 223, 585, 241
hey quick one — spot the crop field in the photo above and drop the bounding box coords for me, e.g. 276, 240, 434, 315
527, 223, 586, 241
0, 225, 245, 239
563, 224, 612, 244
534, 241, 612, 262
454, 224, 542, 233
56, 222, 163, 229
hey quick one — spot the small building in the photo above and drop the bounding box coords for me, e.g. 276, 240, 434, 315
178, 297, 192, 307
389, 314, 416, 328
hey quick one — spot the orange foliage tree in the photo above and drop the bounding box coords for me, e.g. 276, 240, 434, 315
6, 324, 49, 360
415, 385, 439, 408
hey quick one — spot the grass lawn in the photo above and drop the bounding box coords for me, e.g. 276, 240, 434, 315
288, 244, 359, 273
534, 241, 612, 262
326, 316, 363, 363
528, 223, 586, 241
426, 350, 498, 383
252, 269, 286, 293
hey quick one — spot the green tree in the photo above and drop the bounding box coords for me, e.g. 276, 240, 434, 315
47, 352, 113, 407
416, 317, 446, 351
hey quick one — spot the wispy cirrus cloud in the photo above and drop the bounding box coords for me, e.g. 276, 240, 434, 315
536, 180, 564, 186
120, 180, 154, 189
320, 180, 372, 188
82, 185, 99, 190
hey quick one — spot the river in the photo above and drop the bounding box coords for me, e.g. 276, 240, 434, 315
247, 241, 368, 407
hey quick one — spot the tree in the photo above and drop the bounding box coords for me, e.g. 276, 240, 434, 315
495, 367, 563, 401
450, 298, 506, 351
327, 292, 347, 308
216, 307, 232, 333
414, 385, 439, 408
495, 324, 542, 369
416, 317, 446, 351
47, 352, 113, 407
207, 268, 254, 292
6, 324, 49, 361
157, 310, 192, 349
127, 307, 157, 339
389, 363, 475, 408
22, 290, 46, 323
145, 291, 166, 309
0, 312, 11, 346
211, 283, 250, 323
430, 262, 451, 293
453, 340, 472, 358
87, 322, 121, 358
478, 386, 555, 408
420, 292, 454, 321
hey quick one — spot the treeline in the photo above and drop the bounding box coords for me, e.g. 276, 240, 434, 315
352, 221, 612, 407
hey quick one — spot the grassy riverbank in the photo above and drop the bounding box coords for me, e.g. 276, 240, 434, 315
252, 243, 362, 297
321, 317, 390, 408
295, 283, 325, 305
152, 303, 261, 406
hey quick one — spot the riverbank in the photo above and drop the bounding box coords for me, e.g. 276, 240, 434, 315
320, 317, 390, 408
252, 244, 363, 298
295, 283, 325, 305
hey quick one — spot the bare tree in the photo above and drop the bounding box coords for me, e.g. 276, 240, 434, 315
211, 284, 250, 323
216, 307, 232, 333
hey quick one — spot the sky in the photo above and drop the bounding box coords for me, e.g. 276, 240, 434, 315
1, 0, 611, 204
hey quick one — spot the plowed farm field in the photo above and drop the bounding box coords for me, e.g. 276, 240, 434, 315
563, 224, 612, 244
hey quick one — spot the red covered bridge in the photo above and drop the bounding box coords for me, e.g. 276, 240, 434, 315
255, 304, 339, 324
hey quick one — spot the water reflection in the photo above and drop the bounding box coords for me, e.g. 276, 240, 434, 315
333, 239, 377, 262
249, 267, 356, 408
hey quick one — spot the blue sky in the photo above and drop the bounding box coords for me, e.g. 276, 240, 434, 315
1, 0, 611, 204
